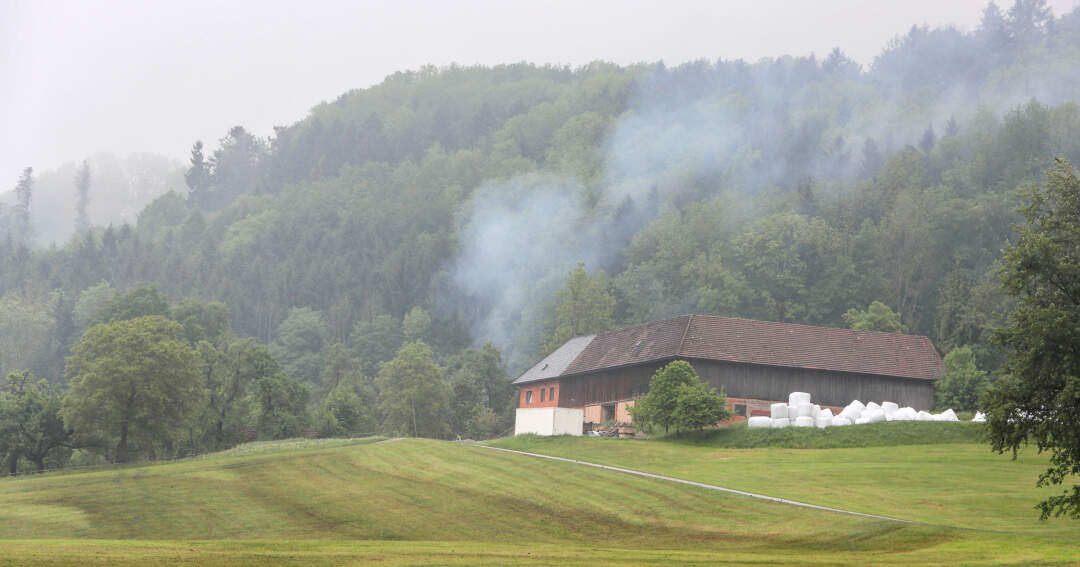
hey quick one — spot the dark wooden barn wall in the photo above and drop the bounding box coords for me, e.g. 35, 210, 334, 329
557, 358, 936, 410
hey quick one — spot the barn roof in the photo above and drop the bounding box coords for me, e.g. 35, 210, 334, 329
513, 334, 595, 385
513, 314, 943, 385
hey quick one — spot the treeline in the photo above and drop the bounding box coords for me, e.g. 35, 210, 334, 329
1, 1, 1078, 461
0, 286, 512, 472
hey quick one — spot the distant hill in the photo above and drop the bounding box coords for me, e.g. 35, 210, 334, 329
4, 6, 1080, 453
0, 153, 184, 246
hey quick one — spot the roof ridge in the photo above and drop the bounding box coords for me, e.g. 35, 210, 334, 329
691, 313, 931, 340
676, 314, 692, 357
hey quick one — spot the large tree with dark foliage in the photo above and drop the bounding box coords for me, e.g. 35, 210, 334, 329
629, 360, 729, 434
986, 159, 1080, 518
0, 371, 71, 473
62, 316, 202, 463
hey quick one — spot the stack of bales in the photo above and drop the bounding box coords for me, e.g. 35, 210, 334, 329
747, 392, 961, 429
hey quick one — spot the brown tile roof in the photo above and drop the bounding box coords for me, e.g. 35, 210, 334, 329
563, 315, 691, 376
515, 314, 943, 384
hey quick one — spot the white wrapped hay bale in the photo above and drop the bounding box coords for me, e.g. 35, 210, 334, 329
770, 403, 788, 419
794, 416, 815, 427
788, 392, 812, 406
854, 417, 871, 425
864, 409, 886, 423
818, 408, 834, 420
892, 407, 918, 421
881, 402, 899, 416
916, 410, 933, 421
771, 417, 791, 428
839, 400, 864, 421
866, 401, 881, 412
972, 411, 987, 423
812, 404, 821, 415
832, 416, 853, 426
940, 409, 958, 422
787, 405, 799, 420
748, 416, 772, 428
797, 402, 813, 418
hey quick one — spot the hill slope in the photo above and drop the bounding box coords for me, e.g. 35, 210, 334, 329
0, 436, 1076, 565
491, 428, 1080, 541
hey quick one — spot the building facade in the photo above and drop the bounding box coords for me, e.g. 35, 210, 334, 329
514, 314, 943, 426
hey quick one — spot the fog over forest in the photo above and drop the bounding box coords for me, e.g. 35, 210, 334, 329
2, 0, 1080, 464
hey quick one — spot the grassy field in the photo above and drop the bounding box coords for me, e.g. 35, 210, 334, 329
489, 423, 1080, 541
0, 434, 1075, 565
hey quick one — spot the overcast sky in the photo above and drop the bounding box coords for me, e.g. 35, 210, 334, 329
2, 0, 1077, 187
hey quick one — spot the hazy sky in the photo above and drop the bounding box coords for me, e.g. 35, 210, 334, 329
2, 0, 1077, 187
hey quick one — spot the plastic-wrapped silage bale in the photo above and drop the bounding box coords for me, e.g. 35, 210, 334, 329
771, 417, 791, 428
788, 392, 812, 406
812, 404, 821, 416
892, 407, 917, 421
787, 405, 799, 420
794, 416, 815, 427
818, 408, 834, 419
854, 416, 871, 425
940, 409, 958, 422
972, 411, 986, 423
881, 402, 899, 418
797, 402, 813, 418
863, 408, 886, 423
839, 400, 864, 421
770, 403, 788, 419
831, 416, 853, 426
917, 410, 933, 421
815, 416, 831, 428
747, 416, 772, 428
866, 401, 881, 412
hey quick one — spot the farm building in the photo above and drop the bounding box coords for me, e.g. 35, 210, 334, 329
513, 314, 943, 434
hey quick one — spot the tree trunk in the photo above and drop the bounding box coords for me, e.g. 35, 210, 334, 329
31, 454, 45, 472
6, 453, 18, 475
116, 420, 129, 463
411, 402, 418, 438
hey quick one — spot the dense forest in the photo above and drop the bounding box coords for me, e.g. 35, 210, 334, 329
1, 1, 1078, 470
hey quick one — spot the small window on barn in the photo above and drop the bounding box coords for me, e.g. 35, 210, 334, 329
549, 387, 555, 401
734, 404, 746, 417
526, 391, 533, 404
540, 389, 546, 403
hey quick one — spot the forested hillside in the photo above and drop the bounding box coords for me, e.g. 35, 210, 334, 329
1, 1, 1078, 469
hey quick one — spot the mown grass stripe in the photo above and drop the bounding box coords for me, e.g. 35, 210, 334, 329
476, 444, 914, 523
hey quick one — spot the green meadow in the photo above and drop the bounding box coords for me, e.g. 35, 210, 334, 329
0, 431, 1074, 565
490, 422, 1080, 541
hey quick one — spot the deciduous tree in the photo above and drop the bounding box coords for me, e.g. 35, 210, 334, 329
377, 341, 451, 438
935, 346, 989, 411
843, 301, 908, 333
629, 360, 728, 434
0, 371, 71, 473
543, 263, 615, 354
986, 159, 1080, 518
62, 316, 202, 463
